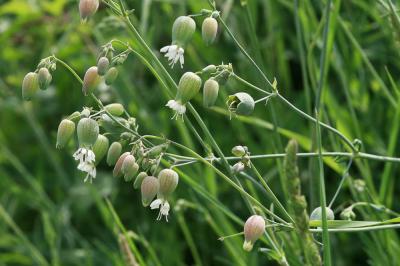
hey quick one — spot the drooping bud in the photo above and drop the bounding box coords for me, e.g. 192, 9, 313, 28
107, 142, 122, 166
105, 67, 118, 85
77, 117, 99, 147
122, 155, 139, 182
56, 119, 75, 149
97, 57, 109, 76
145, 143, 169, 157
113, 152, 130, 178
243, 215, 265, 252
202, 17, 218, 45
158, 169, 179, 198
104, 103, 124, 116
202, 64, 217, 75
141, 176, 159, 207
203, 78, 219, 107
227, 92, 255, 116
82, 66, 101, 96
38, 68, 52, 90
92, 134, 109, 165
134, 172, 148, 189
232, 162, 245, 173
310, 207, 335, 221
22, 72, 39, 101
172, 16, 196, 46
79, 0, 99, 21
231, 146, 247, 157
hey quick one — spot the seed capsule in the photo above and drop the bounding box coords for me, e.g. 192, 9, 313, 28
203, 78, 219, 107
97, 57, 109, 76
134, 172, 148, 189
227, 92, 255, 116
158, 169, 179, 198
105, 67, 118, 85
122, 155, 139, 182
172, 16, 196, 46
38, 68, 52, 90
56, 119, 76, 149
107, 142, 122, 166
22, 72, 39, 101
82, 66, 101, 96
92, 134, 109, 165
231, 146, 247, 157
77, 117, 99, 147
79, 0, 99, 21
104, 103, 124, 116
113, 152, 130, 178
243, 215, 265, 252
310, 207, 335, 221
141, 176, 160, 207
202, 17, 218, 45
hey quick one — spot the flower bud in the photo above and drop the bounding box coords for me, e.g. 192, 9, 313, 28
145, 143, 168, 157
38, 68, 52, 90
79, 0, 99, 21
97, 57, 109, 76
82, 66, 101, 96
105, 103, 124, 116
202, 64, 217, 75
310, 207, 335, 221
176, 72, 202, 104
158, 169, 179, 198
243, 215, 265, 252
202, 17, 218, 45
122, 155, 139, 182
340, 207, 356, 221
107, 142, 122, 166
56, 119, 75, 149
231, 146, 247, 157
92, 134, 109, 165
141, 176, 159, 207
113, 152, 130, 178
232, 162, 245, 173
172, 16, 196, 46
105, 67, 118, 85
134, 172, 148, 189
203, 78, 219, 107
77, 117, 99, 147
227, 92, 255, 116
68, 111, 81, 123
22, 72, 39, 101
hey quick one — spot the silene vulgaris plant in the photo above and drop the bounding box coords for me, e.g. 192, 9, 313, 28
21, 0, 400, 265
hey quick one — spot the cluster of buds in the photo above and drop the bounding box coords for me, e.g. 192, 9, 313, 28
231, 145, 251, 173
243, 215, 265, 251
22, 58, 55, 101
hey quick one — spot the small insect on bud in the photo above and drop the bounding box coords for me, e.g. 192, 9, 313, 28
107, 142, 122, 166
141, 176, 160, 207
232, 162, 245, 173
22, 72, 39, 101
38, 68, 52, 90
202, 17, 218, 45
243, 215, 265, 252
203, 78, 219, 107
79, 0, 99, 21
231, 146, 247, 157
77, 117, 99, 148
122, 155, 139, 182
97, 57, 109, 76
82, 66, 101, 96
227, 92, 255, 116
56, 119, 76, 149
340, 207, 356, 221
158, 169, 179, 199
104, 103, 124, 116
310, 207, 335, 221
92, 134, 109, 165
104, 67, 118, 85
166, 72, 202, 118
113, 152, 130, 178
134, 172, 148, 189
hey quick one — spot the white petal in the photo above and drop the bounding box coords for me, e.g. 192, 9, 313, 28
160, 45, 170, 53
150, 199, 163, 209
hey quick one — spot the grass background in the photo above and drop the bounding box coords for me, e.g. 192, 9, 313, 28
1, 0, 400, 265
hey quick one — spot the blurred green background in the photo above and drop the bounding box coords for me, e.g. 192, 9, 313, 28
1, 0, 400, 265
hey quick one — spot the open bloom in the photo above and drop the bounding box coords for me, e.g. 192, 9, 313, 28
160, 45, 184, 68
150, 199, 171, 221
73, 147, 96, 183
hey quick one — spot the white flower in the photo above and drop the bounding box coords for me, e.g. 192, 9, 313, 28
73, 147, 97, 183
166, 100, 186, 119
150, 199, 170, 221
160, 45, 185, 68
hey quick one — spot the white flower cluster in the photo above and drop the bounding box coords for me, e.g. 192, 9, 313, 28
160, 45, 184, 68
73, 147, 96, 183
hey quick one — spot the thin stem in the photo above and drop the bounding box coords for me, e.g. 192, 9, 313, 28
310, 224, 400, 233
329, 158, 353, 208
